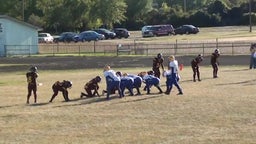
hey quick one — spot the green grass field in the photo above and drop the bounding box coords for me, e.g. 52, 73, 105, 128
1, 65, 256, 144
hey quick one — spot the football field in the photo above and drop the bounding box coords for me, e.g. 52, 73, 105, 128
0, 62, 255, 143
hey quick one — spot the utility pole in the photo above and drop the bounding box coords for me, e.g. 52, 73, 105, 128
249, 0, 252, 32
184, 0, 186, 13
20, 0, 25, 21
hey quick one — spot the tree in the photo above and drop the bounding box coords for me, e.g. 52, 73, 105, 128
36, 0, 92, 32
90, 0, 127, 29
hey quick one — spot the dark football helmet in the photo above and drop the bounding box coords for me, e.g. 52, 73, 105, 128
63, 80, 72, 88
157, 53, 163, 59
29, 66, 38, 72
147, 70, 154, 75
116, 71, 122, 77
95, 76, 101, 82
214, 49, 220, 54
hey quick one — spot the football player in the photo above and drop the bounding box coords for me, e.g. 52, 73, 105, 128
164, 55, 183, 95
127, 73, 143, 95
139, 70, 163, 94
80, 76, 101, 98
26, 66, 39, 104
116, 72, 134, 97
211, 49, 220, 78
103, 65, 122, 99
191, 54, 203, 82
152, 53, 164, 79
49, 80, 72, 102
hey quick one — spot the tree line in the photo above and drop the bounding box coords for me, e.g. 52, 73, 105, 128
0, 0, 255, 34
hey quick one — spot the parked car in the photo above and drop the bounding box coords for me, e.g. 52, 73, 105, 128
141, 24, 174, 37
174, 25, 199, 35
55, 32, 78, 43
141, 25, 153, 37
74, 31, 105, 42
38, 33, 54, 43
112, 28, 130, 39
93, 28, 116, 39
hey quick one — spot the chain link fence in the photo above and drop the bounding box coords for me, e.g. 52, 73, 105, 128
4, 40, 253, 57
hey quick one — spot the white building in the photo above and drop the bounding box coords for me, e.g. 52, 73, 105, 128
0, 15, 41, 57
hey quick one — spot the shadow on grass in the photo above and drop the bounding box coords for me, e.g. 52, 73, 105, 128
115, 94, 166, 104
52, 93, 167, 108
30, 102, 49, 106
217, 79, 256, 86
0, 102, 50, 108
222, 68, 251, 72
0, 104, 21, 109
52, 95, 119, 108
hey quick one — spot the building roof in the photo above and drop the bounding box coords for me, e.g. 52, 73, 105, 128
0, 15, 42, 31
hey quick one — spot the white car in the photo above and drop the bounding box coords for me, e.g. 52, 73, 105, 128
38, 33, 54, 43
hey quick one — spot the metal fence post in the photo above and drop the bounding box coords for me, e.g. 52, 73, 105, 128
175, 39, 178, 55
29, 45, 31, 57
79, 45, 81, 56
116, 44, 119, 56
232, 43, 234, 56
202, 43, 205, 55
216, 38, 218, 49
94, 41, 96, 53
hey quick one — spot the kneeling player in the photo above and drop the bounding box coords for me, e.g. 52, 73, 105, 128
49, 80, 72, 102
80, 76, 101, 98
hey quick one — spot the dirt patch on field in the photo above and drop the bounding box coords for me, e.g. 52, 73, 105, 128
0, 55, 251, 72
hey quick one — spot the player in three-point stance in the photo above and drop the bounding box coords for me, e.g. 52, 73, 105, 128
103, 65, 122, 99
80, 76, 101, 98
49, 80, 72, 102
116, 72, 134, 97
139, 71, 163, 94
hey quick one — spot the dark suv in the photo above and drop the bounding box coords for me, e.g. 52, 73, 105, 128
93, 28, 116, 39
56, 32, 78, 42
112, 28, 130, 39
142, 24, 174, 37
174, 25, 199, 35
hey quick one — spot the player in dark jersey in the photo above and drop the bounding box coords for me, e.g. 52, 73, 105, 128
49, 80, 72, 102
26, 66, 38, 104
211, 49, 220, 78
191, 54, 203, 82
152, 53, 164, 79
80, 76, 101, 98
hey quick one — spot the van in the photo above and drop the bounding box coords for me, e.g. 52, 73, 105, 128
141, 24, 174, 37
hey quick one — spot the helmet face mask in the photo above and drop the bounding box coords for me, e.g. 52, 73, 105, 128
30, 66, 38, 72
157, 53, 162, 59
63, 80, 72, 88
147, 70, 154, 75
214, 49, 220, 54
116, 71, 122, 77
